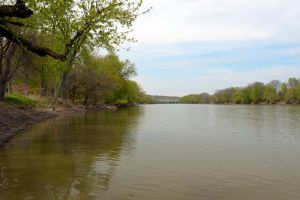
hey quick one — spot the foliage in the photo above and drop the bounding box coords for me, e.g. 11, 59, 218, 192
111, 80, 141, 104
0, 0, 148, 102
4, 93, 38, 107
180, 78, 300, 105
67, 52, 143, 105
263, 83, 278, 104
250, 82, 264, 103
138, 94, 156, 104
179, 93, 210, 104
3, 37, 146, 106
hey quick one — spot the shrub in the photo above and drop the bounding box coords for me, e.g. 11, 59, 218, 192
4, 94, 38, 107
115, 99, 128, 105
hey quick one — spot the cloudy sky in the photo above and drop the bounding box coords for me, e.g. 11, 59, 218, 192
119, 0, 300, 96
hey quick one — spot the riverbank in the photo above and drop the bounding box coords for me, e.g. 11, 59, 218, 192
0, 105, 56, 146
178, 101, 296, 105
0, 103, 121, 147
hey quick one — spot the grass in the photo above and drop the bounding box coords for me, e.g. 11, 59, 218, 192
4, 93, 38, 107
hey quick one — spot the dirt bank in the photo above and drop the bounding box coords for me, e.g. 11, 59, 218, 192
0, 104, 121, 147
0, 105, 58, 146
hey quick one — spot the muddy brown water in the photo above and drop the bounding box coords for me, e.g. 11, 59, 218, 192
1, 105, 300, 200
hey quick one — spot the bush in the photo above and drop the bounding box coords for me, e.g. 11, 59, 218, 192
114, 99, 128, 105
4, 94, 38, 107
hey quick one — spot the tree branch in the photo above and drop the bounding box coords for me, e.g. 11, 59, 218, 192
0, 3, 33, 18
0, 26, 67, 61
0, 1, 70, 61
0, 20, 26, 27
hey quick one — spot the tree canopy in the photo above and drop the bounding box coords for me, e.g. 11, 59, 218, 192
0, 0, 146, 60
180, 78, 300, 105
0, 0, 148, 103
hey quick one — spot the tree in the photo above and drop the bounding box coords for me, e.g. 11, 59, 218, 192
0, 0, 68, 60
179, 93, 212, 104
241, 87, 251, 104
280, 83, 288, 102
286, 77, 300, 103
0, 39, 23, 101
250, 82, 264, 103
263, 83, 278, 104
112, 80, 141, 104
213, 88, 236, 104
66, 51, 142, 106
269, 80, 281, 94
0, 0, 147, 102
296, 84, 300, 103
232, 88, 242, 104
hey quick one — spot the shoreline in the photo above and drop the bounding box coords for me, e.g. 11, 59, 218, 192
1, 102, 297, 147
176, 102, 299, 105
0, 104, 120, 147
0, 106, 57, 147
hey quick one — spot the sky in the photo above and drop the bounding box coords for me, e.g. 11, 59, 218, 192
119, 0, 300, 96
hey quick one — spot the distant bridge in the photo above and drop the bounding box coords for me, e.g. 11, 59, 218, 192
152, 96, 180, 104
156, 100, 179, 104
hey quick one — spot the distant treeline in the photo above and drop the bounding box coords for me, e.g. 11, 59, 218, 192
180, 78, 300, 104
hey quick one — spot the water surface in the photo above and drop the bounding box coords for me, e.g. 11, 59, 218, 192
1, 105, 300, 200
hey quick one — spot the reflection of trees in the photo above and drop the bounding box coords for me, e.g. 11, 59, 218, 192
0, 107, 143, 200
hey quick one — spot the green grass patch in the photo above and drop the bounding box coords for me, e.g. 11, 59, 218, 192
4, 94, 38, 107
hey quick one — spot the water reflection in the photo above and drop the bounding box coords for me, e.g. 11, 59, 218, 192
0, 107, 143, 200
1, 105, 300, 200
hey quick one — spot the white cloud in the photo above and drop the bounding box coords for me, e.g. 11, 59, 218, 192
132, 0, 300, 43
121, 0, 300, 96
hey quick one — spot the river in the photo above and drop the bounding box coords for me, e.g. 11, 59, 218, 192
1, 104, 300, 200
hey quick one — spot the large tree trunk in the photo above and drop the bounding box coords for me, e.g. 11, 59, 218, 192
0, 81, 7, 101
62, 50, 77, 104
7, 80, 12, 93
51, 50, 77, 108
70, 86, 77, 103
83, 95, 89, 106
24, 63, 29, 96
40, 72, 46, 96
0, 40, 17, 101
61, 72, 68, 104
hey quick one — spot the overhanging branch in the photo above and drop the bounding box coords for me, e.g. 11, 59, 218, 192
0, 0, 69, 61
0, 26, 67, 61
0, 3, 33, 18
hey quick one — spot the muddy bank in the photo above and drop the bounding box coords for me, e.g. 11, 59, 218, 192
0, 106, 57, 146
0, 104, 127, 147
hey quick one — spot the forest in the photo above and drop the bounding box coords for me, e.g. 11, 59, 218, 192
180, 78, 300, 104
0, 0, 150, 107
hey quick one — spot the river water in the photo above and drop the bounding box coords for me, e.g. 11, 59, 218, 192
1, 105, 300, 200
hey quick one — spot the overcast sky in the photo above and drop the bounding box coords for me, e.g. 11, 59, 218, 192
119, 0, 300, 96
